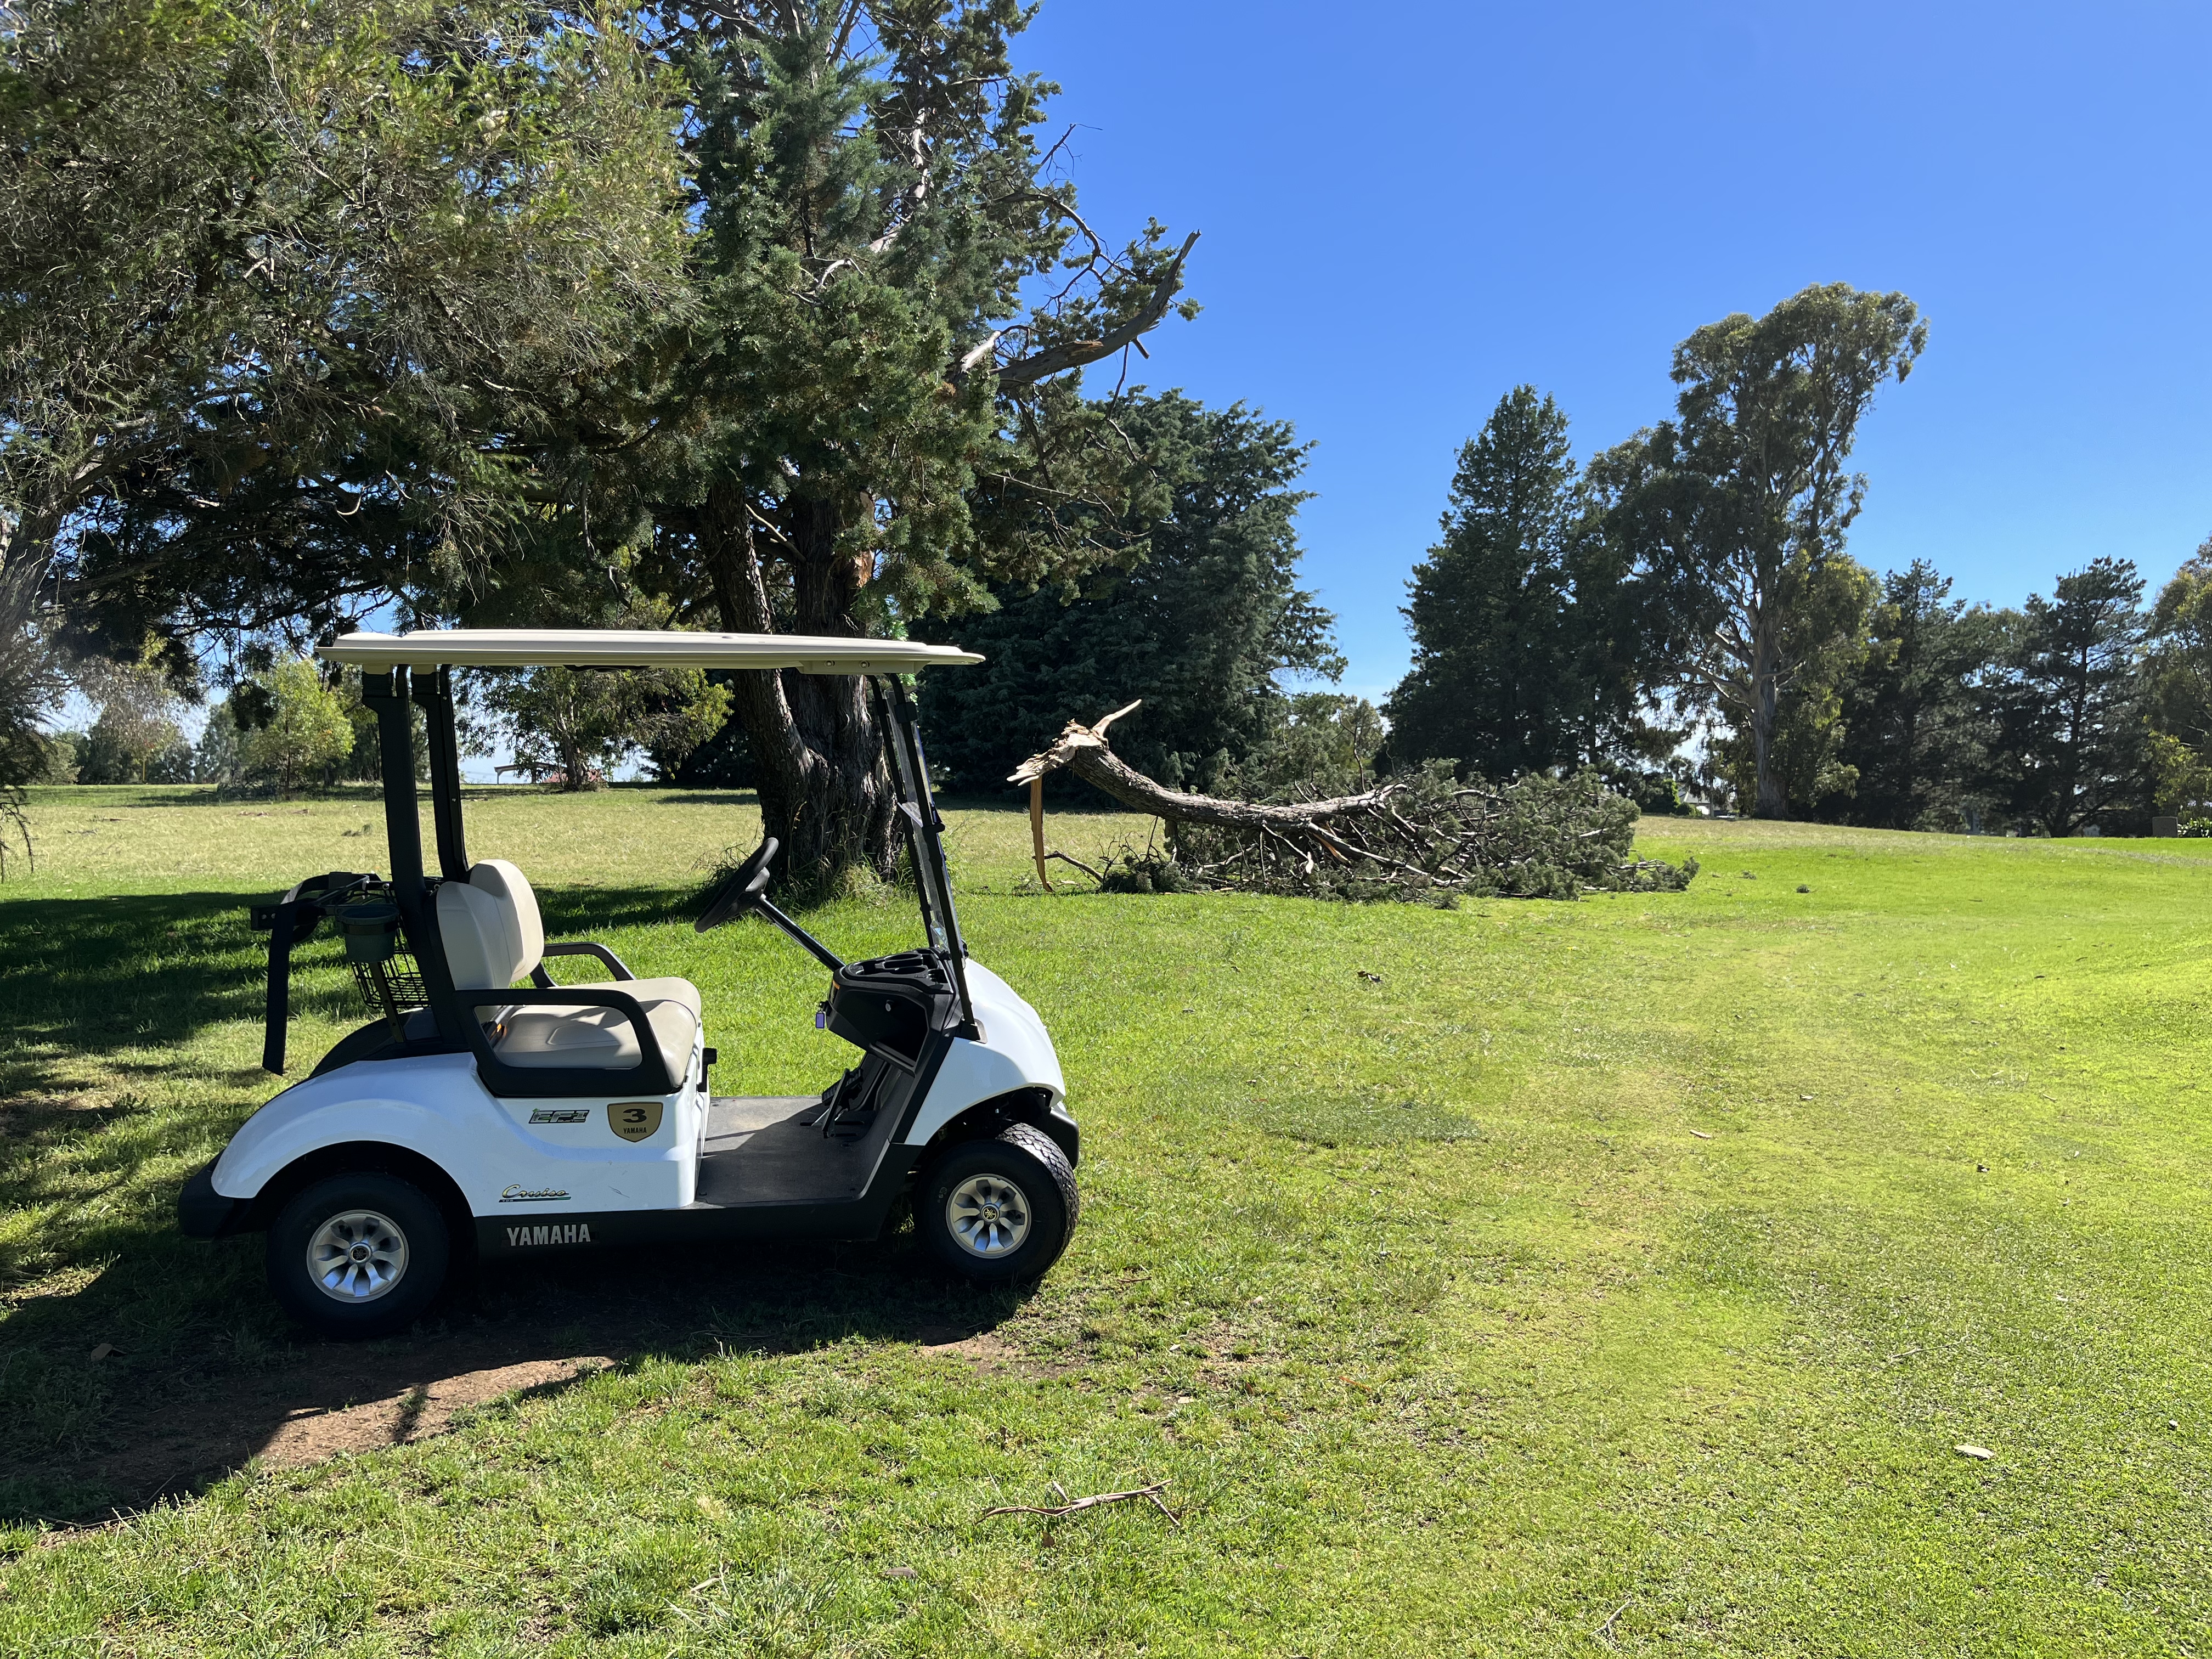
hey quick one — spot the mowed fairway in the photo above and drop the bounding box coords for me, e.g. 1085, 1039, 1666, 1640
0, 785, 2208, 1656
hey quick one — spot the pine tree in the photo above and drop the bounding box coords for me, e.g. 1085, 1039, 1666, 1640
919, 392, 1338, 795
1386, 388, 1583, 776
1829, 560, 2002, 829
1984, 557, 2148, 836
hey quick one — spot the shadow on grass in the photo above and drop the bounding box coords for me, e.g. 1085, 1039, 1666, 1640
0, 882, 1012, 1526
647, 791, 761, 808
0, 1234, 1023, 1528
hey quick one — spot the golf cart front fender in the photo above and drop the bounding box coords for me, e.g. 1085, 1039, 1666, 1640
210, 1053, 492, 1209
906, 958, 1066, 1147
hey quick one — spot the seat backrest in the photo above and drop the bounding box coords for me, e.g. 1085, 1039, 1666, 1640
435, 857, 544, 990
468, 858, 544, 978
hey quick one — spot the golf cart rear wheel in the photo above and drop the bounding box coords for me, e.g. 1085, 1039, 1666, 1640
267, 1171, 450, 1338
918, 1124, 1078, 1283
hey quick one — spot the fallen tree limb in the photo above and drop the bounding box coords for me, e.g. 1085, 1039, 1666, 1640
1009, 702, 1398, 828
1009, 703, 1699, 903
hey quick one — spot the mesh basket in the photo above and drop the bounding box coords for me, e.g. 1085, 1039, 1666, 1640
352, 949, 428, 1035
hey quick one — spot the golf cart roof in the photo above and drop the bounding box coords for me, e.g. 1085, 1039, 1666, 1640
318, 629, 983, 675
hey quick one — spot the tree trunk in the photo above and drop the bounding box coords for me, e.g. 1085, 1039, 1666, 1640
701, 488, 898, 898
1748, 614, 1789, 819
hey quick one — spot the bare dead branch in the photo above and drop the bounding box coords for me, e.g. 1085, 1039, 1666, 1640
992, 231, 1200, 388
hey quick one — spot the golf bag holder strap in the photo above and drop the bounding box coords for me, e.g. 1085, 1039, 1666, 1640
252, 871, 376, 1075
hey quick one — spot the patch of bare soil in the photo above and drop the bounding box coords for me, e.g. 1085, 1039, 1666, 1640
2, 1238, 1021, 1521
912, 1328, 1015, 1369
256, 1354, 617, 1468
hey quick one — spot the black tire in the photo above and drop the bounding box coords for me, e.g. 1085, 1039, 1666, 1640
917, 1123, 1079, 1283
266, 1171, 450, 1339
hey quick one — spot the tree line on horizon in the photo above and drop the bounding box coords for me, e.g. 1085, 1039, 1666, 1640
12, 2, 2173, 853
1391, 381, 2211, 837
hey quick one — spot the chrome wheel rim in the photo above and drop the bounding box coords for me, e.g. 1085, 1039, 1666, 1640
306, 1209, 409, 1304
947, 1173, 1031, 1258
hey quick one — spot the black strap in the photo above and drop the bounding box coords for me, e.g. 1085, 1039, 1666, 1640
257, 872, 370, 1076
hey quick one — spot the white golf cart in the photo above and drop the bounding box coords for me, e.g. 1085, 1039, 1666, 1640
179, 630, 1079, 1338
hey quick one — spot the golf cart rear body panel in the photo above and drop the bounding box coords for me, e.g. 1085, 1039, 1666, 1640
189, 629, 1080, 1325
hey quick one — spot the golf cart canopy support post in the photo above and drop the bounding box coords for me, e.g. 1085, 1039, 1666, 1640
413, 667, 468, 878
318, 626, 985, 1039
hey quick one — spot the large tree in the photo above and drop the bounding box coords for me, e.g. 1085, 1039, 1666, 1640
594, 3, 1200, 893
1827, 560, 2005, 830
1604, 283, 1926, 817
5, 0, 686, 669
1983, 557, 2149, 837
917, 391, 1338, 795
36, 1, 1204, 895
2143, 543, 2212, 765
1386, 388, 1583, 777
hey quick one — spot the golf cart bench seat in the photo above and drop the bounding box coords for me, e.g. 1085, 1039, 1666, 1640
496, 997, 697, 1073
438, 857, 701, 1082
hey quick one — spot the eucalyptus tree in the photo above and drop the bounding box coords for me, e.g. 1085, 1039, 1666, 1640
2144, 544, 2212, 763
1601, 284, 1925, 817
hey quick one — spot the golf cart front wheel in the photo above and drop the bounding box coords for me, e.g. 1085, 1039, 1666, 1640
267, 1171, 450, 1338
918, 1124, 1079, 1283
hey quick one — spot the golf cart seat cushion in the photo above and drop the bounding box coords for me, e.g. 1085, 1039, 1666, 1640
498, 997, 699, 1076
467, 857, 544, 975
573, 975, 702, 1021
437, 878, 531, 989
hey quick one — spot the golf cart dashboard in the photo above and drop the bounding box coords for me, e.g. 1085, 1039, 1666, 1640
825, 950, 962, 1067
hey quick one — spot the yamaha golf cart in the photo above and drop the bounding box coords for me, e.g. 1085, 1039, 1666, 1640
178, 630, 1079, 1338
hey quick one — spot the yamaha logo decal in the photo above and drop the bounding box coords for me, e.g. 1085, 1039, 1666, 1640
505, 1222, 592, 1248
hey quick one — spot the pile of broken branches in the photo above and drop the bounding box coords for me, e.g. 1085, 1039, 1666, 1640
1009, 703, 1698, 902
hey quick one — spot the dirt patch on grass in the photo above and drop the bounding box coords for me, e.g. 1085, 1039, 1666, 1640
0, 1239, 1023, 1522
257, 1354, 618, 1468
913, 1328, 1016, 1369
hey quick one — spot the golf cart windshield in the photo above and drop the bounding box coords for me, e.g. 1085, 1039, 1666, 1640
876, 676, 964, 964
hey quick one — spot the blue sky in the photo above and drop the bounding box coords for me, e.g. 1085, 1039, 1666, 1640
1009, 0, 2212, 702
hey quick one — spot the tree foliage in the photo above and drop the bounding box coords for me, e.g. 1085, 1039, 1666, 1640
2143, 545, 2212, 768
473, 663, 731, 789
240, 658, 355, 792
3, 0, 687, 665
1982, 557, 2148, 837
1829, 560, 2004, 830
1388, 388, 1568, 774
1602, 283, 1925, 817
919, 392, 1334, 795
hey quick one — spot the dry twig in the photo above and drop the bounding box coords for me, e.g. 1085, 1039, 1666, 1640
982, 1481, 1180, 1525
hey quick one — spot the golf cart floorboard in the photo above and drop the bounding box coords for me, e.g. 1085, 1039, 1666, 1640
693, 1094, 904, 1208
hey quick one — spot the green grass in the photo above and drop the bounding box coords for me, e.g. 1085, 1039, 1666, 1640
2, 783, 2210, 1654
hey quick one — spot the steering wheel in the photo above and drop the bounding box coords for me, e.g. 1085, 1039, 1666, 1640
695, 837, 779, 933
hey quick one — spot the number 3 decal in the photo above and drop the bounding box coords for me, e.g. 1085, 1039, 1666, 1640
610, 1101, 663, 1143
